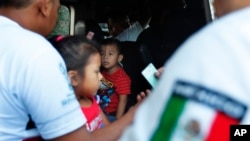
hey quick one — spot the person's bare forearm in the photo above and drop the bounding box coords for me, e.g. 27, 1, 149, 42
52, 110, 134, 141
89, 108, 134, 141
116, 96, 127, 118
52, 96, 145, 141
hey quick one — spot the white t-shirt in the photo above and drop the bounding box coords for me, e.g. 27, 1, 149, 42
120, 7, 250, 141
0, 16, 86, 140
115, 21, 143, 41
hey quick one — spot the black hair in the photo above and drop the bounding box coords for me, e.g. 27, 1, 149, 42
0, 0, 34, 8
107, 8, 129, 23
106, 8, 130, 29
48, 35, 100, 74
100, 38, 122, 54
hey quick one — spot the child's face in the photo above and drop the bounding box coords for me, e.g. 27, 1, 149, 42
100, 44, 122, 72
77, 53, 102, 97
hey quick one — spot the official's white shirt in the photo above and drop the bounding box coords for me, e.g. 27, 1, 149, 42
0, 16, 86, 140
120, 7, 250, 141
115, 21, 143, 41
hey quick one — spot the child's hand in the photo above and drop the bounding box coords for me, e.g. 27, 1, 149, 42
123, 89, 151, 125
127, 89, 150, 113
137, 89, 151, 102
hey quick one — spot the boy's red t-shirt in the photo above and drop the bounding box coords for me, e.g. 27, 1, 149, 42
101, 67, 131, 114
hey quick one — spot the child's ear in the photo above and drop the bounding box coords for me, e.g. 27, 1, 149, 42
67, 70, 80, 87
118, 54, 123, 62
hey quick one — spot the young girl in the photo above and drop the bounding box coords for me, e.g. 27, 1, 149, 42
49, 35, 110, 132
48, 36, 148, 141
99, 38, 131, 121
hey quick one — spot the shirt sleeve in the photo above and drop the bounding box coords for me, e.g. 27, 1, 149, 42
115, 71, 131, 95
115, 21, 143, 41
20, 48, 86, 140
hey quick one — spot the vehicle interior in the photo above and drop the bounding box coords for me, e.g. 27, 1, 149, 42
56, 0, 215, 110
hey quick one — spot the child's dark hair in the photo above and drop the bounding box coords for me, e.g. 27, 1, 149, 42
49, 35, 100, 73
100, 38, 122, 54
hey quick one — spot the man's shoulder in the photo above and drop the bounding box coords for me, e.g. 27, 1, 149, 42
116, 21, 143, 41
125, 21, 143, 33
197, 7, 250, 36
0, 17, 60, 62
187, 7, 250, 47
0, 16, 51, 48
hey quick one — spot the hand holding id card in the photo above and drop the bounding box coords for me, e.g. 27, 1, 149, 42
141, 63, 158, 88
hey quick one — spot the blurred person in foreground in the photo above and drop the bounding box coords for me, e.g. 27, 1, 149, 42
119, 0, 250, 140
0, 0, 144, 141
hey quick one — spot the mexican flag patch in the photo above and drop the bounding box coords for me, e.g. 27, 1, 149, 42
151, 80, 247, 141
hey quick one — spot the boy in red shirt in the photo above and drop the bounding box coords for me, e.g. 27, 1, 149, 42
99, 38, 131, 121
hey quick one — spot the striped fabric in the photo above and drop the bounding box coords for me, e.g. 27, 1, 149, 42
101, 67, 131, 113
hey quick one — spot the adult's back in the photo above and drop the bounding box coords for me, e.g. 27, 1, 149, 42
120, 3, 250, 141
0, 1, 140, 140
0, 0, 88, 141
0, 16, 85, 140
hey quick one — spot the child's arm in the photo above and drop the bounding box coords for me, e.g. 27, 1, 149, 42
116, 95, 128, 119
100, 109, 110, 126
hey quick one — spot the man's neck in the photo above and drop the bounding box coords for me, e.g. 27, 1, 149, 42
0, 7, 39, 35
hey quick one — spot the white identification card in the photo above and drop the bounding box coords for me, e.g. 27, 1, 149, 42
141, 63, 158, 88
